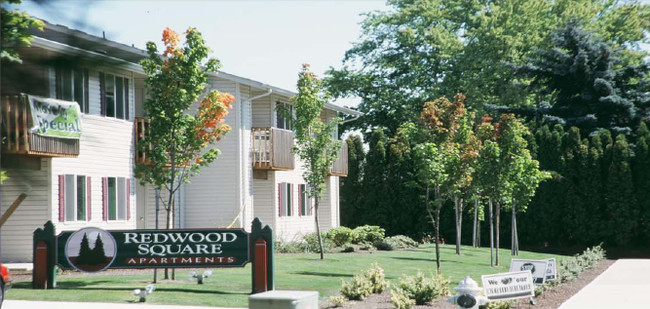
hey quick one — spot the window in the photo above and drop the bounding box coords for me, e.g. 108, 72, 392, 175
101, 73, 129, 120
56, 68, 88, 113
275, 101, 293, 130
103, 177, 130, 221
278, 182, 293, 217
59, 174, 90, 222
299, 184, 312, 216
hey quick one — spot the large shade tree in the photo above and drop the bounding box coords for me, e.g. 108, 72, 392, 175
325, 0, 650, 135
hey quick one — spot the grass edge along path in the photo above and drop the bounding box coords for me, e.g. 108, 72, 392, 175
7, 244, 565, 308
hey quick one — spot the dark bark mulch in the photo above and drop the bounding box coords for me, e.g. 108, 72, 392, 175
329, 259, 614, 309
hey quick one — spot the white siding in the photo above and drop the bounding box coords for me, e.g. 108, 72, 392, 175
51, 115, 136, 233
183, 78, 240, 228
0, 161, 50, 262
252, 91, 273, 127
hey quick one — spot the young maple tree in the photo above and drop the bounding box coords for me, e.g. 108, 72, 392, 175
291, 64, 342, 260
136, 27, 233, 232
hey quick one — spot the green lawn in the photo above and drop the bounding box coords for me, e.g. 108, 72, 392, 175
8, 244, 565, 307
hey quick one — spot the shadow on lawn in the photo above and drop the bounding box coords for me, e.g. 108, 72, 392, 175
293, 271, 353, 278
15, 281, 247, 295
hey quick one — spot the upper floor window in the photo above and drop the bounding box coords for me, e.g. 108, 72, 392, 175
56, 68, 88, 113
100, 73, 129, 120
276, 101, 293, 130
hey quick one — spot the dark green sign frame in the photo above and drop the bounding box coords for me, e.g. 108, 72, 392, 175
33, 218, 274, 293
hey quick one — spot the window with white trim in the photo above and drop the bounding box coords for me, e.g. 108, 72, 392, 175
60, 174, 89, 221
299, 184, 313, 216
102, 73, 130, 120
275, 101, 293, 130
105, 177, 128, 221
56, 68, 88, 113
279, 182, 293, 217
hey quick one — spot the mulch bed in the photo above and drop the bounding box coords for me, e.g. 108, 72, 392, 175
330, 259, 614, 309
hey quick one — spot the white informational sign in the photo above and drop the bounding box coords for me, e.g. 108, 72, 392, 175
545, 258, 557, 281
481, 271, 535, 301
509, 259, 549, 285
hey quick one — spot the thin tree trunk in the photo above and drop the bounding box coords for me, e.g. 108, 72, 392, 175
496, 201, 501, 266
424, 184, 439, 272
489, 197, 494, 267
454, 197, 460, 254
510, 203, 516, 255
473, 198, 478, 248
435, 206, 441, 273
513, 203, 519, 256
314, 196, 324, 260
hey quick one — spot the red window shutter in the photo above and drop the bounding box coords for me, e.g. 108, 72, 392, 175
99, 72, 106, 116
86, 176, 92, 221
126, 178, 131, 220
83, 69, 89, 113
124, 78, 130, 120
298, 185, 302, 216
278, 183, 282, 217
58, 175, 65, 222
102, 177, 108, 221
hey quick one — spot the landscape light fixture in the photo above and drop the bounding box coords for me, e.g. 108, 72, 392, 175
189, 270, 213, 284
132, 284, 155, 302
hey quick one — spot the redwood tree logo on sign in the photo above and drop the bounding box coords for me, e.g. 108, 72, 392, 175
64, 227, 117, 272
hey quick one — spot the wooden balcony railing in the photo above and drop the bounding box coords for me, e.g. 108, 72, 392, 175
134, 117, 150, 165
252, 127, 294, 171
330, 141, 348, 177
1, 94, 79, 157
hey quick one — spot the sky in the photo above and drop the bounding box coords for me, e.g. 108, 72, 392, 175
15, 0, 389, 108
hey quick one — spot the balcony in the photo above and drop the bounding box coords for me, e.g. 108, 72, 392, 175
1, 94, 79, 157
252, 127, 294, 171
330, 141, 348, 177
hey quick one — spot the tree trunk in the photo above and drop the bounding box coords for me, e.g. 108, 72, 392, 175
513, 203, 519, 256
424, 184, 439, 272
455, 197, 462, 255
489, 197, 494, 267
495, 201, 501, 266
511, 203, 515, 255
473, 198, 478, 247
164, 197, 174, 280
314, 196, 324, 260
435, 206, 442, 273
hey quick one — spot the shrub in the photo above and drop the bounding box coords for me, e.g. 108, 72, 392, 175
340, 273, 373, 300
359, 241, 376, 251
274, 240, 307, 253
328, 295, 347, 307
341, 245, 355, 253
326, 227, 354, 246
378, 235, 419, 250
390, 288, 415, 309
303, 232, 334, 253
365, 263, 389, 293
352, 225, 385, 243
395, 271, 450, 305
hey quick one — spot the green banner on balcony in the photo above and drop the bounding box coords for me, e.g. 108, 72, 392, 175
28, 95, 82, 139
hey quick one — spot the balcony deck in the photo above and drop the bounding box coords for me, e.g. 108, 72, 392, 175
1, 94, 79, 157
252, 127, 295, 171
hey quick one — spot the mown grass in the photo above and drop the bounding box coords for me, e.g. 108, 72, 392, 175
7, 244, 565, 307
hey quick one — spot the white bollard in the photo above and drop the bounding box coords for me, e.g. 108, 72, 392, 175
249, 290, 318, 309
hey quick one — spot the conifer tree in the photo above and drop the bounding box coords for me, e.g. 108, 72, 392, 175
633, 123, 650, 242
76, 233, 92, 265
362, 129, 388, 226
605, 134, 637, 245
91, 234, 107, 264
340, 135, 365, 227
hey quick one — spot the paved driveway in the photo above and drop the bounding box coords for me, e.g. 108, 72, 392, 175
4, 300, 245, 309
559, 259, 650, 309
